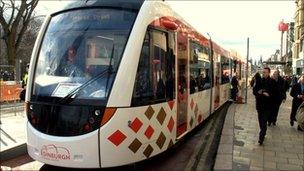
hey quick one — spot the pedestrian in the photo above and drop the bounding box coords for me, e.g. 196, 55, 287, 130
19, 64, 29, 101
291, 75, 298, 87
283, 75, 291, 92
253, 67, 274, 145
231, 72, 239, 101
290, 74, 304, 127
250, 74, 256, 87
296, 101, 304, 131
268, 70, 286, 126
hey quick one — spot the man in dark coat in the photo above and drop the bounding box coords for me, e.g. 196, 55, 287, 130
231, 73, 239, 101
290, 74, 304, 127
269, 70, 286, 126
253, 67, 274, 145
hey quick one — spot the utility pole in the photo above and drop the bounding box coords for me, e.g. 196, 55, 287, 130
245, 37, 249, 104
280, 30, 283, 60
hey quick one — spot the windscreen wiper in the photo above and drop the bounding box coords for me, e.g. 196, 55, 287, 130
58, 68, 111, 104
104, 44, 115, 97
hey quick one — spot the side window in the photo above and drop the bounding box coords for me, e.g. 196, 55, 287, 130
203, 61, 211, 89
221, 56, 230, 84
132, 32, 153, 103
190, 42, 199, 94
132, 29, 175, 106
190, 41, 211, 94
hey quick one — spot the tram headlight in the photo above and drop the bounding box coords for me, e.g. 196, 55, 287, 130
83, 123, 92, 132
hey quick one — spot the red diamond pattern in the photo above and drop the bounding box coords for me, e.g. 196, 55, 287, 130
167, 100, 175, 110
190, 99, 194, 110
167, 117, 174, 133
129, 118, 143, 133
108, 130, 126, 146
144, 125, 154, 139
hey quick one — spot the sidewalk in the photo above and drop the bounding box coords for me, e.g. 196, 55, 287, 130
214, 92, 304, 170
0, 111, 27, 152
0, 111, 45, 171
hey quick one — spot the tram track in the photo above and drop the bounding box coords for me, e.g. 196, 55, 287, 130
186, 102, 229, 171
0, 102, 230, 171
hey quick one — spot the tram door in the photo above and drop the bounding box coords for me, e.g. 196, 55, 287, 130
176, 33, 188, 138
214, 61, 220, 110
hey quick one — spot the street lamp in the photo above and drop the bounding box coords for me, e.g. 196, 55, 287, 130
278, 20, 288, 60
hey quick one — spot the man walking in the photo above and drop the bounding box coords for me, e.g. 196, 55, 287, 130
290, 74, 304, 128
253, 67, 274, 145
231, 72, 239, 102
269, 70, 286, 126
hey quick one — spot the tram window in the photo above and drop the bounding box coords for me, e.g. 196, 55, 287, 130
31, 8, 137, 101
221, 56, 230, 84
190, 41, 211, 94
132, 29, 174, 106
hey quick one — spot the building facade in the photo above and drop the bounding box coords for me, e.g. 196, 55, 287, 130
293, 0, 304, 75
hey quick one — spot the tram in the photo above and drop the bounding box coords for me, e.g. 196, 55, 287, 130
26, 0, 245, 168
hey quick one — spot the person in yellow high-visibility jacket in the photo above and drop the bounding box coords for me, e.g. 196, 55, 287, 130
22, 72, 28, 88
20, 64, 29, 101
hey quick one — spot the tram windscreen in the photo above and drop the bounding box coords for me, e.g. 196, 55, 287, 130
32, 8, 137, 103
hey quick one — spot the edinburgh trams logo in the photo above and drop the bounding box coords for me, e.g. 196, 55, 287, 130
41, 144, 71, 161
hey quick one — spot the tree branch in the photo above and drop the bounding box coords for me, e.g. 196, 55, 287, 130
0, 10, 9, 33
15, 0, 38, 49
11, 0, 26, 31
8, 0, 15, 26
1, 0, 40, 65
0, 0, 4, 10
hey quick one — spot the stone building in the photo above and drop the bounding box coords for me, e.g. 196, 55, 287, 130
293, 0, 304, 75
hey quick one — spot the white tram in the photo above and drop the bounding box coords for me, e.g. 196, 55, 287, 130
26, 0, 245, 168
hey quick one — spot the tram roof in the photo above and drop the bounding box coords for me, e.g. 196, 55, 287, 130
53, 0, 145, 15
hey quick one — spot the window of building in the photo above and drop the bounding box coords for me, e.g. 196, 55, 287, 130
132, 29, 175, 106
189, 41, 211, 94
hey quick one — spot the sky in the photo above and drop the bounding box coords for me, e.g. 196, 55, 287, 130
167, 1, 295, 61
36, 1, 295, 62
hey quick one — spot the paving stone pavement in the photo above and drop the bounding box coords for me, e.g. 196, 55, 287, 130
214, 92, 304, 171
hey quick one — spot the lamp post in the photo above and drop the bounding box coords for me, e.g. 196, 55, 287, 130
278, 20, 289, 61
245, 38, 249, 104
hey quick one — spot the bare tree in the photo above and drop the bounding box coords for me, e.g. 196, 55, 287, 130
0, 0, 39, 66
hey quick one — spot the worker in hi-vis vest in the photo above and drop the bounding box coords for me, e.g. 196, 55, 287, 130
20, 64, 29, 101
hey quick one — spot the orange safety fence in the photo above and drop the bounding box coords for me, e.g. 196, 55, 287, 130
0, 83, 23, 102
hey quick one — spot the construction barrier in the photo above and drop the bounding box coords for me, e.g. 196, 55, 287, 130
0, 82, 23, 102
